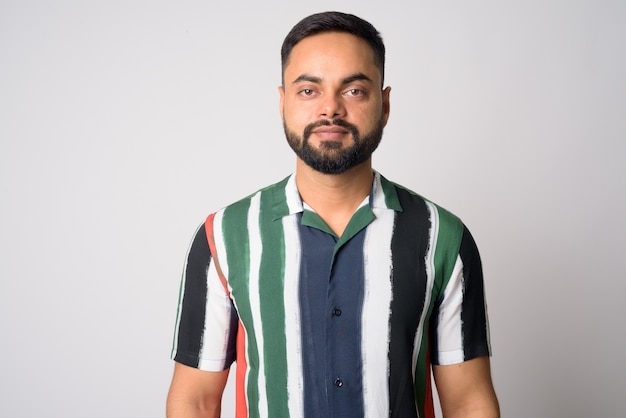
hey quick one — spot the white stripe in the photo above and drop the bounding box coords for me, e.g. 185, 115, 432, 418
412, 202, 439, 382
435, 255, 465, 365
284, 173, 306, 415
247, 192, 268, 417
198, 259, 236, 370
361, 207, 395, 418
283, 213, 304, 416
371, 171, 387, 209
192, 215, 238, 371
285, 174, 303, 213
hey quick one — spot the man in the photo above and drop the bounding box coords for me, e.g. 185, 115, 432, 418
167, 11, 499, 418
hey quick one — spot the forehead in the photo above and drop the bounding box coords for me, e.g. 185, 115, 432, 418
284, 32, 380, 83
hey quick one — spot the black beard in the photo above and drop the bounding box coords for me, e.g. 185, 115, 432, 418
284, 118, 384, 175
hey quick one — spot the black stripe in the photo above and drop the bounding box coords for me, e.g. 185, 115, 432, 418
459, 226, 491, 360
174, 224, 211, 368
388, 188, 431, 418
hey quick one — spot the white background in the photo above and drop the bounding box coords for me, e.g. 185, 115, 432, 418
1, 1, 625, 417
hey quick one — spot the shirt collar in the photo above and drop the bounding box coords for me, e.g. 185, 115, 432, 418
271, 170, 402, 221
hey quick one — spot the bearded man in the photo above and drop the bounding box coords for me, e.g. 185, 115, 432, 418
167, 11, 499, 418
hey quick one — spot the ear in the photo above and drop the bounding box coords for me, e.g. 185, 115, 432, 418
381, 86, 391, 127
278, 85, 285, 120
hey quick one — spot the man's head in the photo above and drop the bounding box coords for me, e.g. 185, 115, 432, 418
281, 11, 386, 87
279, 12, 390, 175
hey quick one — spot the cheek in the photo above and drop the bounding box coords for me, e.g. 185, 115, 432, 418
354, 103, 383, 125
283, 101, 312, 126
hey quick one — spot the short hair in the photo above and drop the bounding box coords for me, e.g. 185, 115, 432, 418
280, 11, 386, 86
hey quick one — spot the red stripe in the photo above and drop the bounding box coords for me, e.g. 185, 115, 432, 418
235, 321, 248, 417
424, 348, 435, 418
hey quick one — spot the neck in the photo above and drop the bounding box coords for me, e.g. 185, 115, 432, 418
295, 159, 374, 236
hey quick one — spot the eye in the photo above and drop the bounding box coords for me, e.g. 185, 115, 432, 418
298, 88, 315, 96
345, 88, 364, 97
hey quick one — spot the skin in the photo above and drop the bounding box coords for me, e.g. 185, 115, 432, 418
166, 31, 499, 417
434, 357, 500, 417
166, 363, 228, 418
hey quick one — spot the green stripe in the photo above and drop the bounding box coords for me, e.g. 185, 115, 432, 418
379, 174, 403, 211
258, 188, 289, 416
222, 197, 261, 417
337, 205, 374, 248
301, 209, 332, 234
432, 204, 463, 297
414, 203, 463, 415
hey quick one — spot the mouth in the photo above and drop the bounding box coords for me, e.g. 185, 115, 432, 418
310, 126, 350, 140
312, 126, 349, 134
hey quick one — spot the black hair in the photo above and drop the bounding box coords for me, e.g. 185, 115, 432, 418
280, 11, 385, 85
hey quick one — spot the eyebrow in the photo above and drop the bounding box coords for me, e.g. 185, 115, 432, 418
342, 73, 373, 84
291, 72, 373, 86
292, 74, 322, 84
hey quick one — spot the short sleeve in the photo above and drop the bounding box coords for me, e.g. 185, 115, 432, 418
429, 226, 492, 365
170, 221, 238, 371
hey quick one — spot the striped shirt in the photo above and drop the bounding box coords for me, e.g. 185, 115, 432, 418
171, 172, 491, 418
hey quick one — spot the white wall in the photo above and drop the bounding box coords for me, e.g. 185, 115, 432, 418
1, 1, 624, 416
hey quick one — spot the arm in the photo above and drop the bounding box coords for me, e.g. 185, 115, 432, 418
166, 362, 230, 418
433, 356, 499, 418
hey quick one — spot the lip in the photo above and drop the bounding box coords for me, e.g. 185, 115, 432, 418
311, 126, 349, 134
311, 127, 350, 141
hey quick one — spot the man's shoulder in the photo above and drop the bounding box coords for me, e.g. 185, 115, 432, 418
211, 175, 293, 217
380, 174, 463, 228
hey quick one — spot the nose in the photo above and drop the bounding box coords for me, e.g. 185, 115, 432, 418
319, 93, 346, 119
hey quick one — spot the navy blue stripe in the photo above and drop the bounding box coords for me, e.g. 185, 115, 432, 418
299, 215, 366, 418
327, 228, 366, 418
298, 214, 332, 416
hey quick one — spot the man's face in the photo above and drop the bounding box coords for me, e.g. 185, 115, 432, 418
279, 32, 391, 175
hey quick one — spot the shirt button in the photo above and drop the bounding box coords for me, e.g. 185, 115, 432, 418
332, 308, 342, 316
334, 378, 343, 387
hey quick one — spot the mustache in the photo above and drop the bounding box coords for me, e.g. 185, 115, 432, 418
303, 119, 359, 141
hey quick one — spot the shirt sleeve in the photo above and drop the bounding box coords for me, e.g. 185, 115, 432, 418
170, 221, 238, 371
429, 225, 492, 365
